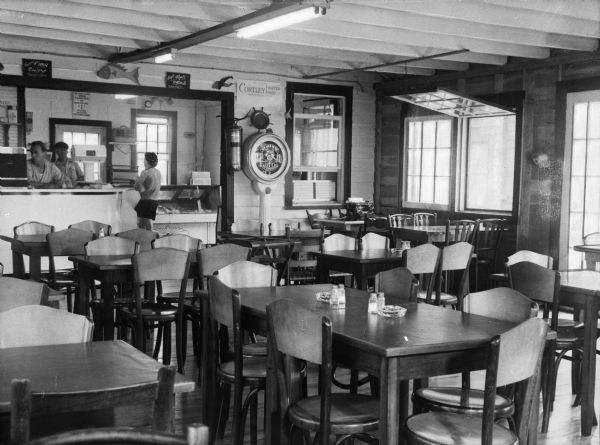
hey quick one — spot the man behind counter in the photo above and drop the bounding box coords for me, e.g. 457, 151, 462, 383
53, 141, 84, 188
26, 141, 63, 188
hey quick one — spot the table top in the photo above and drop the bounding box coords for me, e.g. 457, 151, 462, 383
69, 254, 133, 270
314, 249, 404, 263
315, 218, 364, 226
390, 225, 447, 233
0, 340, 195, 412
560, 269, 600, 296
238, 284, 516, 358
574, 244, 600, 253
221, 229, 326, 240
0, 234, 48, 246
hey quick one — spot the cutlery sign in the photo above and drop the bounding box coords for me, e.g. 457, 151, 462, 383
166, 72, 190, 90
22, 59, 52, 78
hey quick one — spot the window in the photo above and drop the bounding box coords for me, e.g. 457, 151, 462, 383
405, 117, 452, 206
285, 83, 353, 207
136, 115, 171, 185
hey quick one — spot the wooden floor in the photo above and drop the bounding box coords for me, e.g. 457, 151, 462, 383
157, 326, 600, 444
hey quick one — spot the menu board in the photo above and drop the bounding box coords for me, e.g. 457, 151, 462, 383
22, 59, 52, 78
165, 72, 190, 90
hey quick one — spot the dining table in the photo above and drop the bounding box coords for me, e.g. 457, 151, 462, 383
314, 218, 364, 234
199, 284, 519, 445
0, 233, 49, 281
314, 248, 404, 290
574, 244, 600, 270
558, 269, 600, 436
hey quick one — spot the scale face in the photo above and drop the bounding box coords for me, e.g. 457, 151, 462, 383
242, 132, 290, 184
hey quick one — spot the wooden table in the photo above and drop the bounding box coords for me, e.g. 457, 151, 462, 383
0, 340, 195, 422
0, 234, 49, 281
314, 248, 404, 290
390, 225, 448, 245
314, 218, 364, 234
69, 254, 133, 341
574, 244, 600, 270
559, 269, 600, 436
199, 284, 517, 445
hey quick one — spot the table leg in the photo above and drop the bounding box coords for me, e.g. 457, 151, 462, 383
379, 357, 400, 445
101, 274, 115, 341
581, 297, 599, 436
316, 257, 329, 284
358, 265, 368, 290
29, 254, 41, 281
75, 269, 90, 316
12, 249, 25, 278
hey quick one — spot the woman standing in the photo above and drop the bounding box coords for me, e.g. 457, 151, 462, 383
134, 152, 161, 230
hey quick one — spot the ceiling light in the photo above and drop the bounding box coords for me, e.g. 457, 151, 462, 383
236, 7, 320, 39
114, 94, 137, 100
155, 49, 176, 64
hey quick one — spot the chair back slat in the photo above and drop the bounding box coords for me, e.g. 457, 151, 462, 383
446, 219, 476, 245
152, 234, 202, 252
441, 242, 474, 271
84, 236, 139, 256
68, 220, 111, 237
463, 287, 537, 323
413, 212, 436, 227
360, 232, 389, 250
198, 244, 250, 278
215, 260, 276, 288
116, 229, 159, 252
133, 248, 190, 284
0, 305, 93, 348
506, 250, 553, 269
374, 267, 418, 304
475, 219, 505, 251
0, 278, 50, 312
388, 213, 412, 228
321, 233, 356, 251
14, 221, 54, 236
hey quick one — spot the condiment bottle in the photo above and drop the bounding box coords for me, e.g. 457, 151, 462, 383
337, 284, 346, 308
330, 284, 339, 305
98, 228, 105, 238
368, 292, 378, 313
377, 292, 385, 311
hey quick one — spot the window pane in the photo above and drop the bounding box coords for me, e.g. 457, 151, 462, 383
137, 124, 146, 141
63, 132, 72, 147
72, 132, 86, 145
572, 140, 586, 177
573, 102, 588, 140
146, 142, 157, 152
421, 149, 435, 171
436, 120, 451, 148
86, 133, 99, 145
157, 142, 168, 154
570, 176, 585, 212
408, 149, 421, 176
408, 121, 421, 148
435, 149, 450, 176
587, 140, 600, 177
585, 177, 600, 213
407, 176, 420, 202
589, 102, 600, 139
422, 121, 436, 148
158, 125, 168, 143
435, 177, 449, 205
420, 176, 434, 203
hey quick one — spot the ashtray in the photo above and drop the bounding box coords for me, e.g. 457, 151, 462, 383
378, 305, 407, 318
315, 291, 332, 304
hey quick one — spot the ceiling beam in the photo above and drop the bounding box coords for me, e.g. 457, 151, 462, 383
107, 2, 314, 63
483, 0, 600, 21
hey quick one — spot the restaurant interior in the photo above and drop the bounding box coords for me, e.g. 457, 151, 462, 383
1, 1, 599, 444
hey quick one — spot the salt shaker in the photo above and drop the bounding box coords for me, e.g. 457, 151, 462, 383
368, 292, 378, 313
330, 284, 339, 305
98, 227, 105, 238
337, 284, 346, 308
377, 292, 385, 311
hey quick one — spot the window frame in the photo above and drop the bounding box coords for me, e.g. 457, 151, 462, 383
284, 82, 353, 209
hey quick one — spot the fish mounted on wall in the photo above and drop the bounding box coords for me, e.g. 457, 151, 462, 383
96, 63, 140, 85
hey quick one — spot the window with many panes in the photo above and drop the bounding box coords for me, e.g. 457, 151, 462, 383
136, 116, 170, 185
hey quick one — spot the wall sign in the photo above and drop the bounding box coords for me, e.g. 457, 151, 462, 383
22, 59, 52, 78
165, 72, 190, 90
236, 79, 283, 109
72, 92, 91, 117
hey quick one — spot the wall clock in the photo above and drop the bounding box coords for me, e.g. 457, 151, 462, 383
242, 130, 291, 184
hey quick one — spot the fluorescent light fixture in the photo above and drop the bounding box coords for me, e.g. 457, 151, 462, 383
114, 94, 138, 100
155, 49, 176, 64
237, 7, 319, 39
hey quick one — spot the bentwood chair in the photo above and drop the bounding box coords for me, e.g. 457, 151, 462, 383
412, 287, 538, 428
406, 318, 548, 445
10, 366, 178, 445
388, 213, 412, 228
118, 248, 190, 372
0, 305, 93, 348
434, 242, 474, 309
508, 261, 583, 433
374, 267, 419, 304
490, 249, 554, 288
69, 220, 112, 237
207, 276, 267, 445
286, 228, 324, 285
0, 278, 50, 312
359, 232, 390, 250
46, 228, 94, 312
413, 212, 437, 227
445, 219, 476, 246
473, 218, 505, 290
267, 299, 380, 445
14, 221, 54, 236
403, 243, 442, 304
321, 233, 357, 285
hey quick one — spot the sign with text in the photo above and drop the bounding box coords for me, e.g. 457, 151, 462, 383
236, 79, 283, 109
72, 92, 91, 117
165, 72, 190, 90
22, 59, 52, 78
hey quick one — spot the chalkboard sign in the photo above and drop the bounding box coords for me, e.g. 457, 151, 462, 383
22, 59, 52, 78
165, 72, 190, 90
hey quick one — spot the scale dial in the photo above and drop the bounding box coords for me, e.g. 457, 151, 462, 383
242, 132, 290, 184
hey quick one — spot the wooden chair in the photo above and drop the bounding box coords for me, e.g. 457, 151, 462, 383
10, 366, 178, 444
46, 228, 94, 312
388, 213, 413, 228
360, 232, 390, 250
0, 277, 50, 312
267, 299, 379, 445
445, 219, 476, 245
116, 228, 159, 252
25, 424, 208, 445
321, 233, 357, 285
14, 221, 54, 236
0, 305, 93, 348
473, 218, 505, 290
374, 267, 418, 304
406, 318, 548, 445
412, 287, 538, 426
117, 248, 190, 373
490, 249, 554, 288
286, 229, 324, 285
403, 243, 441, 304
69, 220, 112, 237
306, 209, 329, 229
434, 242, 474, 309
206, 276, 266, 445
508, 261, 583, 433
413, 212, 437, 227
583, 232, 600, 245
364, 213, 390, 235
153, 234, 203, 252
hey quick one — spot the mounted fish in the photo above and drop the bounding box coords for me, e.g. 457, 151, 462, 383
96, 63, 140, 85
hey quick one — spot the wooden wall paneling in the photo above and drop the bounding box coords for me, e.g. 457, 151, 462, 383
375, 95, 403, 213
